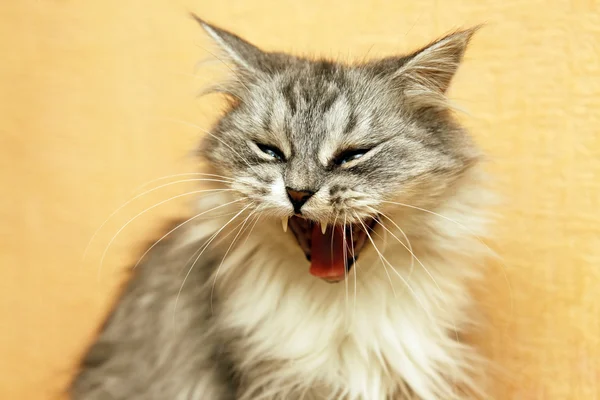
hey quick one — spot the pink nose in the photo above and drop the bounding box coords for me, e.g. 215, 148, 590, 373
285, 187, 314, 214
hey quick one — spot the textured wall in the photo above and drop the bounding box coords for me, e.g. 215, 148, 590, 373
1, 0, 598, 399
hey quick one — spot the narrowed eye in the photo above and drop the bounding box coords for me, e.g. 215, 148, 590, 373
256, 143, 285, 161
333, 148, 372, 166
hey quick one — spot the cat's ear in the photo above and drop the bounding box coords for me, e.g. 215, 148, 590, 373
376, 26, 480, 109
191, 14, 274, 74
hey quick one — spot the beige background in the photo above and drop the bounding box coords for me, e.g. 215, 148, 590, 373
1, 0, 599, 399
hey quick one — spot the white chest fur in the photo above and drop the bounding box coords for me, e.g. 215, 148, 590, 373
215, 223, 484, 400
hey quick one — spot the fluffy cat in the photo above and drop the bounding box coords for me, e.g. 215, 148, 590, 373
71, 15, 493, 400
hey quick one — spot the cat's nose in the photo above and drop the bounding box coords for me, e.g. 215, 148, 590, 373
286, 187, 314, 214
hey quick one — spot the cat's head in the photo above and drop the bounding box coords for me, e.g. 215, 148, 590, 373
194, 15, 482, 282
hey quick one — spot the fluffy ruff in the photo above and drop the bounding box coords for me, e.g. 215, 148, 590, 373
71, 171, 493, 400
197, 171, 491, 399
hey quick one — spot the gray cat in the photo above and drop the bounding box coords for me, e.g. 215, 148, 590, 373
71, 15, 492, 400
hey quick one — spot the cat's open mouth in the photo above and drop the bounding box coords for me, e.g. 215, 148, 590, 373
283, 216, 377, 283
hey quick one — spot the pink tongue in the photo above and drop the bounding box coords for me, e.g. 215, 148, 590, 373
309, 224, 347, 280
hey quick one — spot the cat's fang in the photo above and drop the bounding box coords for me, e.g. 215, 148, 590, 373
321, 222, 327, 235
282, 216, 288, 233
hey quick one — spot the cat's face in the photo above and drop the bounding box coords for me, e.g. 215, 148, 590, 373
196, 16, 481, 282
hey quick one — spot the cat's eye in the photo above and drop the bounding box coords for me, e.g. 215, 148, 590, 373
333, 148, 372, 166
256, 143, 285, 161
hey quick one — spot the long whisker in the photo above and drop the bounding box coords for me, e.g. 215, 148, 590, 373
369, 210, 442, 301
238, 205, 267, 244
178, 205, 257, 276
82, 179, 233, 263
374, 211, 466, 347
369, 217, 460, 345
343, 214, 349, 319
355, 213, 437, 326
97, 189, 234, 278
368, 217, 459, 345
240, 211, 262, 248
131, 172, 234, 194
374, 218, 447, 314
354, 213, 396, 298
330, 212, 339, 273
133, 198, 245, 270
210, 207, 258, 313
367, 207, 415, 279
380, 218, 389, 254
211, 206, 265, 251
380, 199, 514, 325
381, 200, 485, 238
186, 210, 243, 220
173, 204, 252, 320
349, 218, 357, 321
178, 214, 264, 289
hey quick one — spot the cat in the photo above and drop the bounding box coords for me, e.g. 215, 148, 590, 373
70, 14, 493, 400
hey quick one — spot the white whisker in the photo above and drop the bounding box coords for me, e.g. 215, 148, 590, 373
131, 172, 234, 194
330, 212, 339, 274
370, 210, 442, 305
133, 198, 245, 270
380, 199, 514, 324
381, 200, 482, 237
83, 180, 233, 264
343, 215, 349, 320
178, 206, 257, 276
240, 211, 262, 248
374, 218, 463, 344
97, 189, 237, 279
367, 207, 415, 279
355, 213, 437, 327
211, 207, 258, 313
348, 219, 357, 321
370, 212, 460, 343
174, 204, 253, 320
354, 214, 396, 298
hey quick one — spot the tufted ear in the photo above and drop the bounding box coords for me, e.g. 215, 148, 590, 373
401, 27, 479, 91
370, 26, 481, 110
191, 13, 278, 75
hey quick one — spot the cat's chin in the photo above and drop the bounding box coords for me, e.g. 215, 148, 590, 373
284, 215, 377, 283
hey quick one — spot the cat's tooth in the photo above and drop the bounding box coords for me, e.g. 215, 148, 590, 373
321, 221, 327, 235
282, 216, 288, 233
